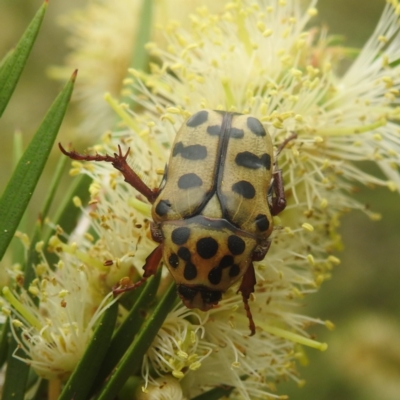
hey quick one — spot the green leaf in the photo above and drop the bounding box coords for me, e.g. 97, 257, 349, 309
130, 0, 153, 71
90, 269, 162, 395
0, 1, 48, 117
2, 333, 30, 400
123, 0, 153, 109
0, 70, 76, 261
59, 300, 119, 400
0, 321, 9, 369
96, 282, 177, 400
49, 174, 92, 236
191, 386, 234, 400
23, 155, 68, 289
11, 132, 26, 265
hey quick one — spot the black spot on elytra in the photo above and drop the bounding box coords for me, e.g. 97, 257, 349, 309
235, 152, 271, 170
186, 110, 209, 127
171, 227, 191, 245
206, 125, 221, 136
232, 180, 256, 199
168, 253, 179, 268
219, 255, 234, 268
173, 142, 207, 160
208, 267, 222, 285
178, 173, 203, 189
229, 127, 245, 139
178, 247, 191, 261
184, 262, 197, 280
228, 235, 246, 255
201, 290, 222, 303
229, 264, 241, 277
247, 117, 266, 137
261, 153, 271, 170
177, 285, 196, 300
155, 199, 171, 216
255, 214, 270, 232
196, 237, 218, 259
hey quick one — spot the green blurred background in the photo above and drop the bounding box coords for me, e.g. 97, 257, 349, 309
1, 0, 399, 399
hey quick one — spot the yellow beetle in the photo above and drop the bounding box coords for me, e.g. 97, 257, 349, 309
60, 110, 294, 335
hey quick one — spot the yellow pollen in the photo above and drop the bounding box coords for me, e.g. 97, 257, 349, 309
378, 35, 388, 44
307, 7, 318, 16
387, 181, 397, 191
263, 29, 273, 37
189, 361, 202, 370
172, 370, 185, 379
12, 319, 24, 328
320, 198, 328, 209
327, 255, 341, 265
2, 307, 11, 316
232, 361, 241, 368
307, 254, 315, 266
302, 223, 314, 232
28, 286, 40, 296
35, 241, 44, 252
73, 196, 82, 208
177, 350, 188, 359
325, 320, 335, 330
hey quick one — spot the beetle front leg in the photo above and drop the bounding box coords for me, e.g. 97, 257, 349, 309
59, 143, 159, 203
270, 132, 297, 216
238, 263, 257, 336
270, 169, 287, 216
113, 244, 163, 295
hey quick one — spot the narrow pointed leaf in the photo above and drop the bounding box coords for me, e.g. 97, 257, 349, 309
123, 0, 153, 109
191, 386, 234, 400
96, 282, 177, 400
0, 1, 48, 116
49, 174, 92, 236
2, 334, 30, 400
59, 300, 118, 400
90, 269, 161, 395
0, 70, 76, 261
0, 321, 9, 369
23, 155, 68, 289
11, 132, 26, 265
130, 0, 153, 71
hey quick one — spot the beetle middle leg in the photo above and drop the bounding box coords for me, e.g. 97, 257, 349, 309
59, 143, 159, 203
113, 244, 163, 295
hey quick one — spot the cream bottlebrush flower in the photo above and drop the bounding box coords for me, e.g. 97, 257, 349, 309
49, 0, 227, 139
1, 236, 115, 381
136, 375, 188, 400
61, 0, 400, 398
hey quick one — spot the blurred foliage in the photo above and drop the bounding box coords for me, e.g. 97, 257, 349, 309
0, 0, 399, 399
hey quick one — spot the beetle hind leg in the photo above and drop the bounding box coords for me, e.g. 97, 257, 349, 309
113, 245, 163, 296
238, 263, 257, 336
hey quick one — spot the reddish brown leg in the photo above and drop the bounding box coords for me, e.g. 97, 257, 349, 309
270, 133, 297, 216
59, 143, 159, 203
238, 263, 257, 336
270, 169, 286, 216
113, 244, 163, 295
252, 240, 271, 262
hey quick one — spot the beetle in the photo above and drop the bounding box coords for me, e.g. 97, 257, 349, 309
59, 109, 294, 335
